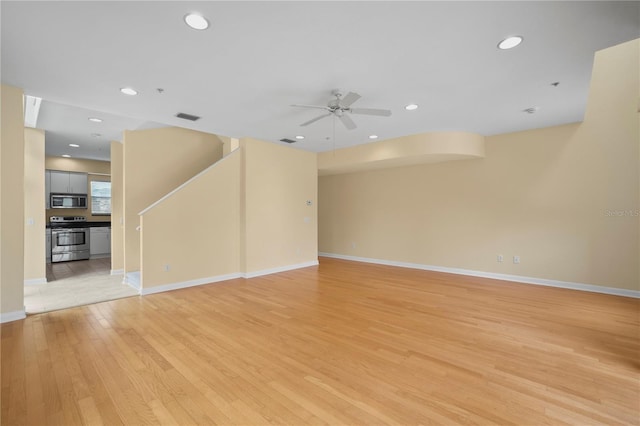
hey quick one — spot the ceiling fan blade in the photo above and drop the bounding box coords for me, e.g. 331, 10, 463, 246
339, 113, 357, 130
350, 108, 392, 117
291, 104, 331, 111
340, 92, 361, 107
300, 112, 332, 127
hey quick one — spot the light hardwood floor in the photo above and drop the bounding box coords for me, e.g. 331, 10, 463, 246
2, 257, 639, 425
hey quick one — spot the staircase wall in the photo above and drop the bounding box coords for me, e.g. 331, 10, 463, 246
140, 151, 241, 289
138, 138, 318, 292
123, 127, 223, 275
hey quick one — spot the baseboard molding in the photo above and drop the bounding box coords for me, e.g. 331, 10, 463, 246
24, 277, 47, 286
141, 272, 244, 296
110, 269, 124, 276
90, 254, 111, 260
138, 260, 319, 296
243, 260, 319, 279
1, 309, 26, 323
124, 271, 141, 293
319, 252, 640, 299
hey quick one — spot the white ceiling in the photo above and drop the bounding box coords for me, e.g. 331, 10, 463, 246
2, 1, 638, 162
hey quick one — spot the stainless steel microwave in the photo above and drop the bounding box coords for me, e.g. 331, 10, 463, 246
50, 193, 87, 209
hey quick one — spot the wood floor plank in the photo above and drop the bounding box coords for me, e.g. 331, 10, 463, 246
2, 257, 639, 425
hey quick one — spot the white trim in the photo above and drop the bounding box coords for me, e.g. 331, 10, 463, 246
90, 254, 111, 260
110, 269, 124, 276
243, 260, 319, 279
139, 150, 239, 216
24, 277, 47, 286
1, 309, 26, 323
124, 271, 141, 293
137, 261, 319, 296
141, 273, 243, 296
318, 252, 640, 299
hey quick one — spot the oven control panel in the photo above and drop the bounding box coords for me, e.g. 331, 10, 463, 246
50, 216, 87, 223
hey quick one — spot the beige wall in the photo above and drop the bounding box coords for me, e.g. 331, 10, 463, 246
319, 39, 639, 291
45, 156, 110, 174
110, 142, 124, 272
123, 127, 224, 273
24, 128, 46, 281
141, 151, 241, 288
45, 156, 111, 223
139, 138, 317, 289
1, 85, 25, 317
318, 131, 485, 176
242, 138, 318, 273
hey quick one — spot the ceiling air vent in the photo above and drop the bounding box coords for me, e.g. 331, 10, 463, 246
280, 138, 296, 144
175, 112, 201, 121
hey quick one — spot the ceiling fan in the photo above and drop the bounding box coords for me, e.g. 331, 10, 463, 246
291, 89, 392, 130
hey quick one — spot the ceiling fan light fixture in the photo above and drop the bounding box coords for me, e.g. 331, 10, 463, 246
184, 13, 209, 30
405, 104, 418, 111
498, 36, 523, 50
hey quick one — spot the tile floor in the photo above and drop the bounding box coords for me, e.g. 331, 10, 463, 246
24, 258, 138, 314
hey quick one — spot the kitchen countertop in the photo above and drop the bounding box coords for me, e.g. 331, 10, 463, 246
47, 221, 111, 229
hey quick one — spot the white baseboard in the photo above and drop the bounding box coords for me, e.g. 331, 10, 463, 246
24, 277, 47, 286
1, 309, 26, 323
110, 269, 124, 276
141, 272, 244, 296
124, 271, 141, 293
90, 254, 111, 260
138, 260, 319, 296
319, 252, 640, 299
243, 260, 319, 279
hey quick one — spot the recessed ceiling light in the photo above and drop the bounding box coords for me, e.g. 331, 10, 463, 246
295, 135, 305, 140
120, 87, 138, 96
369, 135, 378, 139
184, 13, 209, 30
69, 143, 80, 148
405, 104, 418, 111
62, 154, 71, 158
88, 117, 102, 123
498, 36, 523, 50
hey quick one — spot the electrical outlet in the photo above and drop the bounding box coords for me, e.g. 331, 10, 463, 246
164, 264, 170, 272
513, 256, 520, 264
497, 254, 503, 263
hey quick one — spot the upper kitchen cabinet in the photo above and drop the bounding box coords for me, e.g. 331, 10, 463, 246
50, 170, 88, 194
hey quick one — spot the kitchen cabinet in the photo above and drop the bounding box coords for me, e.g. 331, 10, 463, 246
45, 170, 51, 209
49, 170, 88, 194
90, 227, 111, 258
46, 228, 51, 263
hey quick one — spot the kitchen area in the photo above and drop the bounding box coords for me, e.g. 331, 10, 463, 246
46, 170, 111, 263
26, 160, 136, 313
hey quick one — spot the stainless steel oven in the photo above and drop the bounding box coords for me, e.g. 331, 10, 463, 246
50, 216, 90, 262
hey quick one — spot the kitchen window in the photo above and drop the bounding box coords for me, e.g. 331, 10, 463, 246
91, 181, 111, 215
